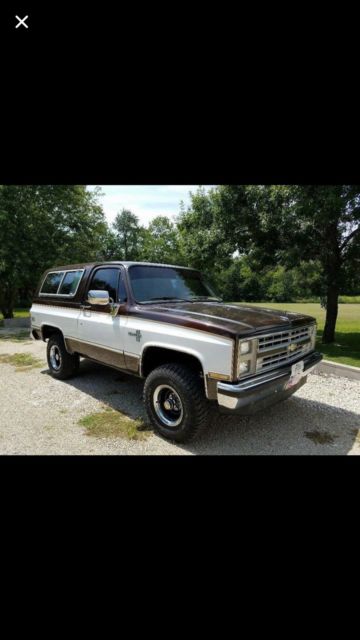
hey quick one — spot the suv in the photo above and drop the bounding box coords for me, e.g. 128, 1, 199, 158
30, 262, 322, 442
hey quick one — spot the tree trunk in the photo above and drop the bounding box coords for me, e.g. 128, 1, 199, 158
0, 307, 14, 319
322, 285, 339, 344
0, 286, 16, 319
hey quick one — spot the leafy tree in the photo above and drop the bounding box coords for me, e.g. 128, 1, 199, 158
177, 187, 233, 276
112, 209, 144, 260
288, 186, 360, 342
95, 227, 121, 261
291, 260, 323, 300
214, 256, 266, 302
141, 216, 183, 264
0, 185, 107, 318
266, 265, 297, 302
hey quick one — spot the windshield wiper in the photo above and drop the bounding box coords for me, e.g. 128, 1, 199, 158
140, 296, 223, 304
141, 296, 190, 303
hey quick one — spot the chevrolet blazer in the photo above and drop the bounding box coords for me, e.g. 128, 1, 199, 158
30, 262, 322, 442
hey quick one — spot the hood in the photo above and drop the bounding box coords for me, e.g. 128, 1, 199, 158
132, 301, 316, 339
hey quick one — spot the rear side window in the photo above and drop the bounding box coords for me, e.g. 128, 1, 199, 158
58, 270, 83, 295
40, 272, 65, 294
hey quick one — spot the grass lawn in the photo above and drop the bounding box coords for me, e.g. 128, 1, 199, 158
232, 303, 360, 368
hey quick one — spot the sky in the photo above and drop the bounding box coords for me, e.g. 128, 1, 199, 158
87, 185, 214, 226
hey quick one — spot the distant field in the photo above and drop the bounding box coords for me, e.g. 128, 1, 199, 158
232, 302, 360, 368
339, 296, 360, 304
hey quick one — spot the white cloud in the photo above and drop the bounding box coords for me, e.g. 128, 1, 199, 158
87, 185, 214, 226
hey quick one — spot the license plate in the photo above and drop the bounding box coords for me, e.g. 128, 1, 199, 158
285, 360, 304, 390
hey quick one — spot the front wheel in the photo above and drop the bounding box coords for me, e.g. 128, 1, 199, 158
47, 333, 79, 380
143, 364, 209, 443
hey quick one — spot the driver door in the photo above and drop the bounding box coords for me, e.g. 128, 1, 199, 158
77, 266, 127, 369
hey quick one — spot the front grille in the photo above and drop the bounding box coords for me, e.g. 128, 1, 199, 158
256, 325, 314, 373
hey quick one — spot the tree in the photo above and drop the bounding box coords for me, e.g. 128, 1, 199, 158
112, 209, 144, 260
177, 187, 233, 275
284, 186, 360, 342
0, 185, 107, 318
141, 216, 183, 264
95, 227, 121, 261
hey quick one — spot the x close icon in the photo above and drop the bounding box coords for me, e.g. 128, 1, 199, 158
15, 15, 29, 29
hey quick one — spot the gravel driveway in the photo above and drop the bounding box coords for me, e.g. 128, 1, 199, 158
0, 335, 359, 455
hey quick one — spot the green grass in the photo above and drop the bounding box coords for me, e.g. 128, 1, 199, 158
232, 302, 360, 368
79, 407, 151, 440
0, 352, 44, 371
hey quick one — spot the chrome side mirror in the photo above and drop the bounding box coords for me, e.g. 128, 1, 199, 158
87, 290, 110, 306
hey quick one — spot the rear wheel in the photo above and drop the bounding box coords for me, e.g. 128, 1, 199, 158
144, 363, 209, 443
47, 333, 79, 380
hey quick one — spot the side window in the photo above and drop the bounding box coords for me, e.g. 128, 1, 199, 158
88, 268, 119, 302
58, 270, 83, 295
41, 272, 64, 294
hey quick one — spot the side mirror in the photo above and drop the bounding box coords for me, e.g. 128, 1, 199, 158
87, 290, 110, 306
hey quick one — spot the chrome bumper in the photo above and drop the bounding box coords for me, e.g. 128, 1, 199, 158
217, 351, 322, 414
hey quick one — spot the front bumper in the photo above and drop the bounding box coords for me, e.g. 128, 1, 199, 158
217, 351, 322, 414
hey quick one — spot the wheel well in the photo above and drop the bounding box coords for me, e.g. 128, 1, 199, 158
141, 347, 204, 380
41, 325, 63, 341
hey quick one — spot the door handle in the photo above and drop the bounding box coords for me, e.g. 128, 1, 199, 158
80, 304, 91, 310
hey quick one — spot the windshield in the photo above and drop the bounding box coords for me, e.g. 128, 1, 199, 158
128, 265, 220, 303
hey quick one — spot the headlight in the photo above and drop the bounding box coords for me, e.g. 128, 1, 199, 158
240, 340, 251, 355
239, 361, 250, 374
238, 338, 257, 378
